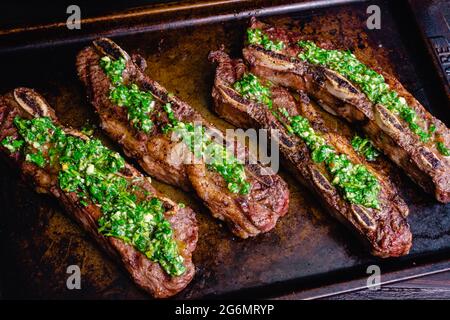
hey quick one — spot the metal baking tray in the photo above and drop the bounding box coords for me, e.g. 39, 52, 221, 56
0, 0, 449, 299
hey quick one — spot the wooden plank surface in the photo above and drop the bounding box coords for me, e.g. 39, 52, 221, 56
325, 271, 450, 300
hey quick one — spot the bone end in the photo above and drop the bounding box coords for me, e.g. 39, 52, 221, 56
13, 87, 56, 119
93, 37, 130, 61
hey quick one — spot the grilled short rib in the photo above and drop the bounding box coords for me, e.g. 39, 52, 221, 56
243, 18, 450, 203
209, 50, 412, 257
76, 38, 289, 239
0, 88, 198, 298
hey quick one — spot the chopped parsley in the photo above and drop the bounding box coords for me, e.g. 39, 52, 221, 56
100, 56, 155, 133
163, 103, 250, 195
3, 116, 185, 276
351, 135, 380, 161
234, 73, 273, 108
99, 55, 126, 85
297, 40, 449, 156
109, 84, 155, 132
1, 136, 24, 153
284, 109, 381, 209
437, 141, 450, 156
247, 28, 285, 52
100, 55, 251, 195
80, 123, 95, 137
26, 151, 46, 168
234, 73, 381, 209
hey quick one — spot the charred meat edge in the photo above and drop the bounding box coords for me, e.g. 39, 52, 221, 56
0, 88, 198, 298
209, 50, 412, 258
243, 18, 450, 203
76, 38, 290, 239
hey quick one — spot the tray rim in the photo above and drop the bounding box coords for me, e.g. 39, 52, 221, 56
0, 0, 367, 54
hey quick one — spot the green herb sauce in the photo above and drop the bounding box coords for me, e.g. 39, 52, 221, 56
234, 73, 381, 209
247, 28, 285, 52
1, 116, 186, 276
283, 110, 380, 209
297, 40, 449, 156
80, 123, 95, 137
100, 57, 155, 133
99, 55, 250, 195
351, 135, 380, 161
233, 73, 272, 108
437, 141, 450, 156
163, 103, 250, 195
1, 136, 24, 153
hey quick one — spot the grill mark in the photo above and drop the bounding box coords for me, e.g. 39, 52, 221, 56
251, 44, 293, 63
142, 81, 169, 103
351, 205, 376, 230
249, 45, 308, 74
310, 168, 334, 194
418, 147, 441, 170
377, 104, 403, 131
279, 133, 294, 148
324, 68, 359, 94
222, 86, 250, 107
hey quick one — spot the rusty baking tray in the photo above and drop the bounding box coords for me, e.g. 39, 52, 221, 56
0, 0, 449, 299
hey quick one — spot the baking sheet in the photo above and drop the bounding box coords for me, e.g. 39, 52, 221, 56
0, 0, 449, 299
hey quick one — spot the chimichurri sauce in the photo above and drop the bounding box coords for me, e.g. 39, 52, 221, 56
247, 28, 285, 52
234, 73, 381, 209
297, 40, 449, 156
100, 55, 251, 195
100, 57, 155, 133
1, 116, 186, 276
245, 28, 449, 157
351, 135, 380, 161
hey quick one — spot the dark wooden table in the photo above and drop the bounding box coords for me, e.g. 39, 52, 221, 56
325, 270, 450, 300
2, 273, 448, 300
